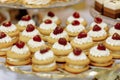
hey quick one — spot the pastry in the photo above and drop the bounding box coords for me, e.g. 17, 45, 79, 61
43, 11, 61, 25
65, 20, 86, 37
88, 25, 107, 42
52, 38, 72, 62
103, 0, 120, 19
65, 48, 90, 73
47, 26, 69, 44
16, 15, 35, 31
23, 0, 52, 5
0, 21, 19, 38
38, 19, 57, 36
6, 41, 31, 66
109, 23, 120, 36
32, 47, 57, 72
19, 24, 40, 43
71, 32, 94, 50
0, 32, 17, 56
90, 17, 108, 31
66, 12, 87, 27
0, 0, 17, 3
27, 35, 46, 53
104, 33, 120, 58
88, 43, 113, 67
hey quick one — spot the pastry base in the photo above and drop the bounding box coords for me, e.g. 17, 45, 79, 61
47, 35, 69, 44
16, 24, 26, 32
32, 57, 55, 65
104, 42, 120, 51
55, 56, 66, 62
88, 54, 112, 63
91, 60, 113, 67
32, 64, 57, 72
51, 48, 72, 56
28, 45, 47, 53
7, 29, 19, 38
71, 40, 94, 50
38, 28, 52, 36
7, 51, 31, 59
0, 37, 18, 49
0, 51, 6, 56
6, 58, 31, 66
111, 51, 120, 59
19, 34, 31, 43
92, 34, 108, 42
65, 65, 89, 74
65, 29, 86, 37
66, 58, 90, 66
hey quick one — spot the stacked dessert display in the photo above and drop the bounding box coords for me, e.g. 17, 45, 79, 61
0, 0, 120, 79
0, 10, 120, 75
95, 0, 120, 19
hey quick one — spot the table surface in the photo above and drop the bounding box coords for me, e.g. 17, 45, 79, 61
0, 0, 94, 80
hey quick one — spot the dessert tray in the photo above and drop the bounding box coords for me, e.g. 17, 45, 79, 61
89, 7, 120, 27
0, 0, 82, 9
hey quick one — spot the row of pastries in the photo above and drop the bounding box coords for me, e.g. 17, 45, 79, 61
0, 11, 120, 73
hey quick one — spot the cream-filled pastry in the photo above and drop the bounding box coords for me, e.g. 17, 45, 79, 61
43, 11, 61, 25
88, 25, 107, 42
67, 12, 87, 27
47, 26, 69, 44
65, 48, 90, 73
0, 21, 19, 37
88, 43, 113, 67
16, 15, 35, 31
32, 47, 57, 72
71, 32, 94, 50
19, 24, 40, 43
65, 20, 86, 37
6, 41, 31, 66
38, 19, 57, 35
52, 38, 72, 62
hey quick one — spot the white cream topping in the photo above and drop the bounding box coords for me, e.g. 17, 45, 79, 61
88, 30, 107, 37
50, 31, 68, 39
39, 22, 57, 30
18, 19, 35, 27
68, 65, 85, 69
73, 36, 93, 45
34, 50, 54, 60
21, 29, 40, 38
106, 36, 120, 46
67, 16, 84, 23
25, 0, 51, 5
0, 24, 17, 33
109, 27, 120, 35
43, 16, 59, 23
67, 52, 87, 61
0, 47, 11, 51
90, 46, 110, 57
11, 45, 29, 54
28, 39, 45, 48
96, 0, 104, 4
104, 0, 120, 10
52, 42, 72, 50
66, 24, 85, 33
90, 22, 107, 29
0, 35, 12, 43
36, 62, 56, 68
